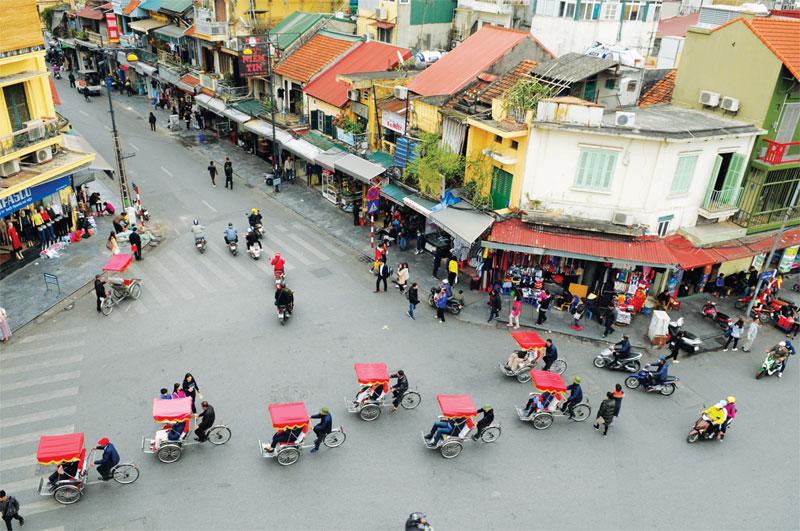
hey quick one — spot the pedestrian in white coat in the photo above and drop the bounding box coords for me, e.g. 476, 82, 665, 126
742, 320, 760, 352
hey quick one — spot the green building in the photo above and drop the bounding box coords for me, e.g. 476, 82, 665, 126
672, 16, 800, 234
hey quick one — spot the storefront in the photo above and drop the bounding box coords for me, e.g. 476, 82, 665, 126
314, 150, 349, 208
331, 154, 385, 213
282, 137, 322, 186
242, 120, 293, 164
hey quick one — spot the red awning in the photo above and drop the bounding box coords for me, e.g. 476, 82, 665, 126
37, 433, 84, 465
370, 21, 395, 29
511, 331, 546, 350
49, 77, 61, 106
269, 402, 310, 430
77, 6, 104, 19
531, 370, 567, 393
354, 363, 389, 384
179, 74, 200, 87
436, 394, 477, 418
152, 397, 193, 423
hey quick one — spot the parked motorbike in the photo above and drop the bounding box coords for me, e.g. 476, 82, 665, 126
277, 304, 291, 325
701, 301, 733, 330
756, 353, 783, 379
194, 237, 207, 254
667, 318, 702, 354
750, 304, 774, 324
247, 243, 262, 260
624, 369, 679, 396
687, 413, 719, 443
428, 287, 463, 315
593, 346, 642, 372
226, 239, 238, 256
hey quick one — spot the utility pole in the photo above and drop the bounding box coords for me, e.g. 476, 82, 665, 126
264, 30, 282, 181
104, 76, 133, 214
746, 182, 800, 316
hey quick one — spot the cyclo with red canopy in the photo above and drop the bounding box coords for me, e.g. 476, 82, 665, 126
345, 363, 421, 421
516, 370, 590, 430
500, 331, 567, 382
35, 432, 139, 505
99, 253, 142, 315
421, 394, 500, 459
141, 397, 231, 463
259, 402, 346, 466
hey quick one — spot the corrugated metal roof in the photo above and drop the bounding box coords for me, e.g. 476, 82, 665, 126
407, 25, 530, 97
274, 34, 356, 83
271, 12, 325, 50
122, 0, 141, 15
657, 13, 700, 37
304, 41, 411, 107
76, 5, 104, 19
158, 0, 191, 12
533, 52, 618, 84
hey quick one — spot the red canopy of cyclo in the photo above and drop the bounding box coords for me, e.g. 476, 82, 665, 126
269, 402, 310, 432
531, 370, 567, 394
152, 397, 193, 423
354, 363, 390, 392
37, 433, 85, 465
103, 253, 134, 273
436, 394, 477, 418
512, 331, 546, 351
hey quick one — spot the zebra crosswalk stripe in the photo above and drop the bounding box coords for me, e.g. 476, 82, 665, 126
0, 406, 78, 429
0, 454, 35, 472
188, 247, 237, 287
0, 387, 80, 409
18, 327, 87, 344
269, 234, 313, 266
147, 257, 196, 300
0, 372, 81, 392
286, 233, 330, 261
0, 424, 74, 448
0, 355, 83, 377
163, 249, 217, 293
291, 222, 346, 257
0, 341, 85, 362
207, 242, 259, 280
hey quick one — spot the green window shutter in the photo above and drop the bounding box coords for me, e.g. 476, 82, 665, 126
703, 155, 723, 206
720, 152, 745, 204
310, 110, 320, 131
575, 150, 589, 187
575, 148, 617, 190
490, 167, 513, 209
670, 155, 698, 194
323, 114, 334, 136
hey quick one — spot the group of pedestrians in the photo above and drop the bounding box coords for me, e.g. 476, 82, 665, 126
593, 384, 624, 437
206, 158, 235, 189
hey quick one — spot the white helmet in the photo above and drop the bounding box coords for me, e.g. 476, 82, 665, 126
780, 341, 787, 347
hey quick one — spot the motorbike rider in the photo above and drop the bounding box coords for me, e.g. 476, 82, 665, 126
190, 219, 206, 244
441, 278, 453, 300
248, 208, 263, 231
223, 222, 238, 245
719, 396, 736, 440
612, 335, 632, 365
271, 252, 286, 276
778, 340, 795, 378
245, 228, 261, 253
645, 356, 669, 388
702, 400, 728, 439
275, 283, 294, 314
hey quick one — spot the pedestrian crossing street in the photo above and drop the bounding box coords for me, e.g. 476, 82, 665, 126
0, 327, 89, 520
101, 220, 347, 322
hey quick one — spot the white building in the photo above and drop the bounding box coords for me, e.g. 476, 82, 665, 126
529, 0, 662, 57
452, 0, 532, 42
522, 97, 762, 241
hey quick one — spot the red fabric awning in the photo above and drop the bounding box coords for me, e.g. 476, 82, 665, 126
49, 77, 61, 106
370, 20, 395, 29
77, 6, 104, 19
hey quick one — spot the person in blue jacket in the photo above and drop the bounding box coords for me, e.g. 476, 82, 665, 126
436, 287, 448, 323
310, 407, 332, 453
93, 438, 120, 481
646, 357, 669, 387
560, 377, 583, 418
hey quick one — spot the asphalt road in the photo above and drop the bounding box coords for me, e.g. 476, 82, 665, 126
0, 79, 798, 531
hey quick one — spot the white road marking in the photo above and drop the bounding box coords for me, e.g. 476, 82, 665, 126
132, 269, 170, 306
0, 406, 78, 429
269, 234, 313, 266
21, 503, 65, 518
78, 110, 89, 116
160, 166, 174, 177
287, 233, 330, 261
0, 454, 35, 472
0, 387, 80, 409
192, 249, 237, 287
104, 125, 112, 132
0, 425, 74, 448
0, 355, 83, 377
129, 142, 140, 151
201, 200, 217, 212
18, 326, 86, 344
147, 257, 196, 300
291, 222, 346, 257
274, 224, 288, 232
1, 340, 85, 362
207, 243, 258, 281
0, 372, 81, 392
256, 242, 295, 271
0, 477, 38, 495
164, 249, 216, 294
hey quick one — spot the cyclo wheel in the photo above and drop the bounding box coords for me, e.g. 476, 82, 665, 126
480, 426, 501, 443
516, 370, 532, 383
551, 359, 567, 374
324, 429, 346, 448
129, 283, 142, 300
360, 404, 381, 422
277, 447, 300, 466
156, 444, 182, 463
571, 404, 591, 422
112, 463, 139, 484
101, 297, 114, 316
401, 391, 421, 410
207, 425, 232, 445
532, 412, 554, 430
54, 485, 81, 505
440, 440, 462, 459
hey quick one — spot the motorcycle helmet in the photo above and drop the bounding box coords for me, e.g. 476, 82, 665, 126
658, 355, 666, 361
726, 396, 736, 404
251, 208, 258, 214
275, 251, 281, 257
442, 279, 449, 284
227, 222, 233, 228
623, 335, 629, 340
192, 219, 199, 225
779, 341, 786, 347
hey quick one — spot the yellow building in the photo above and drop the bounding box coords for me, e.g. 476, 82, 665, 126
1, 0, 94, 261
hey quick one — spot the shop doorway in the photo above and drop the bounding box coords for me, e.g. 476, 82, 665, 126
705, 152, 745, 206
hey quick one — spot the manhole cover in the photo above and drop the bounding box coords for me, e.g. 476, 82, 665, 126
311, 267, 332, 278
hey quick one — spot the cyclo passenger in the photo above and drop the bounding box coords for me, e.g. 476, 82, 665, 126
522, 390, 556, 417
354, 383, 385, 405
48, 460, 80, 487
390, 370, 408, 411
505, 349, 537, 372
275, 284, 294, 314
264, 425, 304, 453
154, 420, 187, 446
190, 219, 205, 244
424, 416, 468, 446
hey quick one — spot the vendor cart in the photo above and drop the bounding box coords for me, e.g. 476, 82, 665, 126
100, 254, 142, 316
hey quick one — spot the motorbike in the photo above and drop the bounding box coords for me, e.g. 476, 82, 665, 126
277, 304, 291, 325
247, 243, 262, 260
701, 301, 733, 330
667, 318, 702, 354
756, 353, 783, 379
750, 304, 774, 324
593, 346, 642, 372
194, 237, 207, 254
687, 413, 720, 443
427, 287, 463, 315
226, 239, 238, 256
624, 369, 679, 396
274, 270, 286, 289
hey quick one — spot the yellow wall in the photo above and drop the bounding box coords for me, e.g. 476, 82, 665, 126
307, 97, 344, 120
718, 257, 754, 276
464, 120, 529, 211
236, 0, 340, 29
356, 1, 399, 44
0, 52, 57, 145
413, 100, 441, 134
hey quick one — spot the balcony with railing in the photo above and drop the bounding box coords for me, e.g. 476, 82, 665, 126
217, 83, 249, 102
0, 118, 60, 159
698, 186, 742, 219
757, 139, 800, 166
457, 0, 530, 14
194, 7, 229, 41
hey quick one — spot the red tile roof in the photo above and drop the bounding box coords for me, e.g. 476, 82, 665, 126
442, 78, 493, 110
657, 13, 699, 37
407, 25, 545, 97
76, 5, 104, 20
639, 70, 676, 107
180, 74, 199, 87
304, 41, 411, 107
122, 0, 141, 15
713, 17, 800, 79
479, 59, 539, 105
183, 24, 195, 37
274, 34, 356, 83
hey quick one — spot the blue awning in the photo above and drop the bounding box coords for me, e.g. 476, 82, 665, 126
0, 176, 72, 218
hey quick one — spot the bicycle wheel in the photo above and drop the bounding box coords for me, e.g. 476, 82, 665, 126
54, 485, 81, 505
101, 297, 113, 316
360, 404, 380, 422
571, 404, 590, 422
532, 413, 554, 430
129, 283, 142, 300
480, 426, 501, 443
401, 391, 421, 410
324, 429, 346, 448
156, 444, 182, 463
277, 447, 299, 466
440, 441, 462, 459
207, 425, 232, 445
551, 359, 567, 374
112, 463, 139, 484
516, 370, 532, 383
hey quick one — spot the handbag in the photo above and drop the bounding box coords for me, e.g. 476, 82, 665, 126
130, 243, 138, 253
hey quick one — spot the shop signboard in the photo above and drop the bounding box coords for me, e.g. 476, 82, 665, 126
240, 37, 268, 77
751, 253, 766, 270
0, 176, 71, 218
381, 110, 405, 134
106, 13, 119, 43
778, 245, 799, 273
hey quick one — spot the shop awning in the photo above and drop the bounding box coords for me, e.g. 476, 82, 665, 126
176, 73, 199, 94
380, 183, 410, 205
51, 9, 66, 30
242, 120, 294, 145
403, 195, 437, 217
315, 149, 347, 171
370, 21, 395, 29
334, 154, 385, 184
134, 61, 157, 76
153, 24, 187, 42
62, 133, 114, 173
430, 204, 495, 245
128, 18, 167, 34
195, 93, 226, 115
77, 5, 104, 19
220, 106, 253, 125
283, 137, 321, 163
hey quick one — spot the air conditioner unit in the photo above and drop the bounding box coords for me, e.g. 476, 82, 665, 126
615, 111, 635, 127
699, 90, 720, 107
720, 96, 740, 112
25, 119, 46, 142
34, 147, 53, 164
376, 7, 387, 20
0, 159, 20, 177
348, 89, 360, 101
612, 211, 633, 226
393, 85, 408, 100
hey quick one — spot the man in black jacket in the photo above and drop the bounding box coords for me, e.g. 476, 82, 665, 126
194, 401, 215, 442
406, 282, 420, 320
542, 339, 558, 371
536, 290, 551, 324
602, 306, 616, 337
0, 490, 24, 530
472, 405, 494, 440
94, 275, 106, 312
390, 370, 409, 410
310, 407, 332, 453
488, 289, 502, 322
128, 226, 142, 261
375, 256, 389, 292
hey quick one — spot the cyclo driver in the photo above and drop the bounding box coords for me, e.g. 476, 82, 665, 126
390, 370, 408, 411
275, 283, 294, 314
